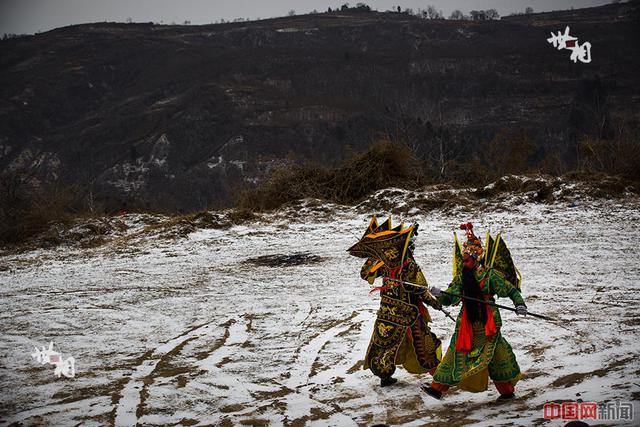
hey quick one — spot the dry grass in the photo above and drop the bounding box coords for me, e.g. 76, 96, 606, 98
578, 128, 640, 181
3, 126, 638, 247
237, 138, 420, 211
0, 171, 75, 246
227, 208, 256, 224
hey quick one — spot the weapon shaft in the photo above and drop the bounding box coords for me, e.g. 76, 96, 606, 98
382, 277, 556, 322
439, 306, 457, 322
440, 290, 554, 321
375, 277, 456, 322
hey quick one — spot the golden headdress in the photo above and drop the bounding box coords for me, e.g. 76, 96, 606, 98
347, 216, 414, 270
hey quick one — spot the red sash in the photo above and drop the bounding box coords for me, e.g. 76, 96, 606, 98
455, 276, 497, 353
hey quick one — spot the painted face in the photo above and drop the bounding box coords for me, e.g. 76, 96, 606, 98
463, 254, 477, 269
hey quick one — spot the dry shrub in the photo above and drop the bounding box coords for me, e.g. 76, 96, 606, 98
480, 130, 537, 179
328, 138, 416, 202
227, 207, 256, 224
578, 129, 640, 181
473, 175, 558, 201
187, 211, 231, 228
0, 171, 74, 245
143, 210, 232, 238
237, 138, 419, 210
564, 172, 633, 197
236, 164, 331, 211
445, 155, 492, 187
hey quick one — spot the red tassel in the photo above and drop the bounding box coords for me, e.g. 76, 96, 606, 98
455, 275, 498, 353
484, 301, 497, 337
455, 306, 473, 353
480, 277, 497, 337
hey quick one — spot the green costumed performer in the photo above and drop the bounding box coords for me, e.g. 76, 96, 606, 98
422, 222, 527, 401
348, 217, 442, 387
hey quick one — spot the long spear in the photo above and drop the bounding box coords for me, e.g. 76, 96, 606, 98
437, 306, 457, 323
382, 277, 558, 322
373, 277, 457, 322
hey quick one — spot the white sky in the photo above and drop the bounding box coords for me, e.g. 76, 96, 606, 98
0, 0, 615, 35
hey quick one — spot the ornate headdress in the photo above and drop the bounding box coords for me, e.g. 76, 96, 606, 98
460, 222, 483, 260
347, 217, 414, 269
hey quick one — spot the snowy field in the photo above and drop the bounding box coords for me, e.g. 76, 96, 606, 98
1, 191, 639, 426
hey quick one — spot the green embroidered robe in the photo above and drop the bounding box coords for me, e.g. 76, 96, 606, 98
433, 267, 525, 391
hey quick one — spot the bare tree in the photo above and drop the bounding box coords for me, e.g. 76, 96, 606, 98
470, 10, 485, 20
485, 8, 500, 20
470, 9, 499, 20
525, 6, 534, 14
449, 9, 466, 20
424, 5, 442, 19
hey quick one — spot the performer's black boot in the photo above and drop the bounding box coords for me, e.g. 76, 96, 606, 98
497, 392, 515, 401
380, 377, 397, 387
421, 385, 442, 400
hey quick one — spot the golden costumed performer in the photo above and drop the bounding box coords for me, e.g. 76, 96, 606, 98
347, 217, 443, 387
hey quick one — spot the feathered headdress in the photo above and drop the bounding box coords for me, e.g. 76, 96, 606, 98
460, 222, 483, 260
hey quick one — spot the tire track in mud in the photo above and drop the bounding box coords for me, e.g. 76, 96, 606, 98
112, 317, 241, 426
278, 310, 368, 425
309, 320, 365, 380
285, 311, 363, 389
0, 397, 108, 426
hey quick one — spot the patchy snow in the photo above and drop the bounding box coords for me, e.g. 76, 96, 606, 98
105, 158, 150, 192
150, 96, 179, 109
275, 28, 318, 33
1, 194, 639, 426
149, 134, 170, 168
229, 160, 245, 171
103, 135, 171, 192
207, 155, 223, 169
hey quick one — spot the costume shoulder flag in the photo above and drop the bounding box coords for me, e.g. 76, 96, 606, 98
452, 233, 463, 278
485, 233, 522, 290
484, 232, 494, 268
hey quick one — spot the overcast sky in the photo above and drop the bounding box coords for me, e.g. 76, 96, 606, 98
0, 0, 615, 35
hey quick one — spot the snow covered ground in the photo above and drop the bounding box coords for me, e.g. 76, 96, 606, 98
1, 191, 639, 426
